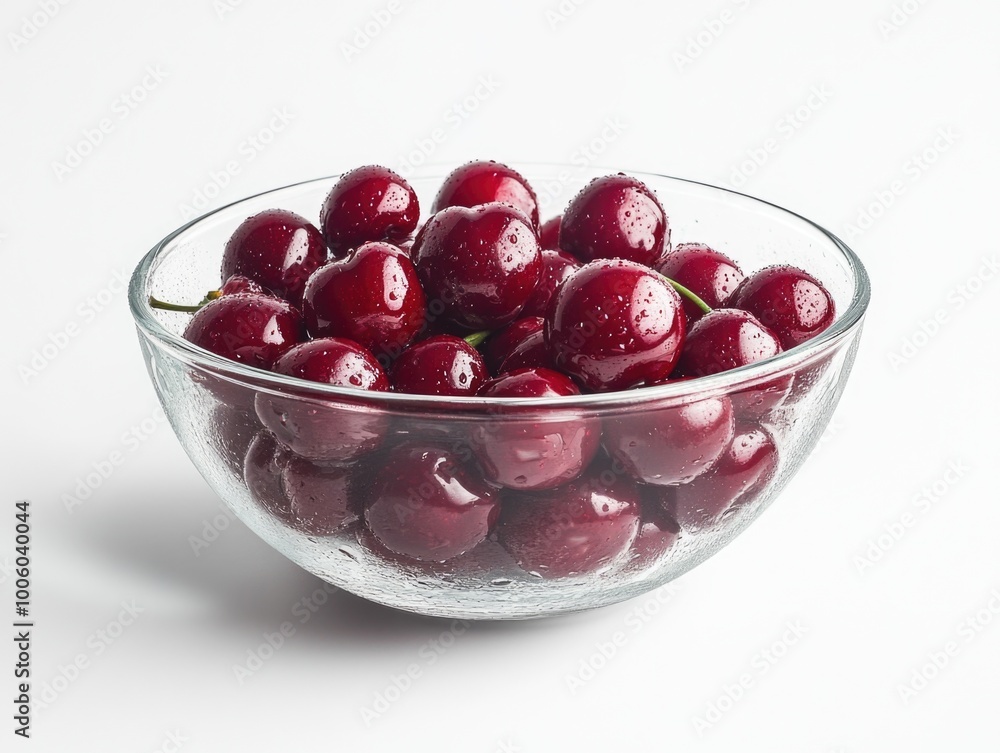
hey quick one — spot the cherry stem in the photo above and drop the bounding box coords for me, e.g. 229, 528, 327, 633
660, 276, 712, 314
149, 290, 221, 313
463, 330, 492, 348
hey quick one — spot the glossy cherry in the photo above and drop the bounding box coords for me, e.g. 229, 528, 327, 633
243, 433, 360, 534
559, 174, 669, 267
520, 248, 581, 318
391, 335, 488, 397
496, 457, 641, 578
279, 454, 362, 534
364, 443, 500, 561
254, 338, 389, 462
539, 216, 562, 250
545, 259, 686, 391
301, 242, 426, 362
471, 368, 600, 490
482, 317, 543, 374
432, 160, 540, 229
674, 308, 790, 417
183, 293, 305, 369
411, 203, 541, 331
730, 265, 836, 349
675, 309, 783, 377
656, 243, 744, 321
220, 209, 326, 305
630, 495, 682, 567
497, 329, 553, 373
604, 395, 735, 486
320, 165, 419, 258
672, 425, 778, 531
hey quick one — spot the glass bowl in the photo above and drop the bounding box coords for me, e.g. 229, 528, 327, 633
128, 164, 870, 620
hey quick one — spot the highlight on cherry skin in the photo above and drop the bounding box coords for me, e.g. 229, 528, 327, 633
147, 160, 842, 595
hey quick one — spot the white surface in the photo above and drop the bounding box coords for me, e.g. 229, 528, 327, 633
2, 0, 998, 750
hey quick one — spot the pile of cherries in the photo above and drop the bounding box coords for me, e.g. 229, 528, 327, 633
161, 161, 836, 578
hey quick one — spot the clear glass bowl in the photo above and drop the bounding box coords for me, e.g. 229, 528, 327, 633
128, 164, 870, 620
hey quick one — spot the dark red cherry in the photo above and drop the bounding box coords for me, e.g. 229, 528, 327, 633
411, 203, 541, 331
520, 248, 581, 318
539, 216, 562, 249
279, 455, 362, 534
219, 275, 271, 297
364, 443, 500, 561
604, 395, 735, 486
559, 174, 669, 267
320, 165, 419, 258
497, 329, 554, 373
244, 432, 288, 519
254, 338, 389, 462
391, 335, 488, 396
730, 265, 836, 349
675, 309, 782, 377
631, 494, 681, 567
220, 209, 326, 305
496, 457, 641, 577
243, 433, 361, 534
656, 243, 744, 321
482, 317, 543, 374
546, 259, 686, 391
301, 242, 426, 363
432, 160, 540, 229
672, 425, 778, 531
183, 293, 305, 369
675, 309, 790, 417
209, 403, 260, 478
471, 368, 600, 490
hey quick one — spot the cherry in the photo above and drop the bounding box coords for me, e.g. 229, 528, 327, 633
279, 455, 362, 534
432, 160, 540, 229
411, 203, 541, 331
209, 403, 260, 478
391, 335, 488, 396
674, 308, 790, 417
482, 317, 543, 374
672, 425, 778, 531
656, 243, 744, 322
244, 432, 287, 519
497, 329, 553, 373
730, 265, 836, 349
539, 216, 562, 250
219, 275, 271, 297
520, 248, 581, 318
545, 259, 686, 391
496, 456, 641, 578
603, 395, 735, 486
243, 433, 361, 534
364, 443, 500, 561
675, 309, 783, 377
220, 209, 326, 305
559, 174, 669, 267
255, 338, 389, 462
320, 165, 419, 258
183, 293, 305, 370
301, 242, 426, 362
471, 368, 600, 490
630, 495, 682, 567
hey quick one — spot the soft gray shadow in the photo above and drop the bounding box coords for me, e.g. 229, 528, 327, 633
63, 485, 583, 646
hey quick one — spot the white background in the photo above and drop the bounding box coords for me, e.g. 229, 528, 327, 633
3, 0, 999, 750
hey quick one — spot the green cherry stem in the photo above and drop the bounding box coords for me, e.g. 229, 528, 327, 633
149, 289, 221, 313
463, 330, 492, 349
659, 275, 712, 315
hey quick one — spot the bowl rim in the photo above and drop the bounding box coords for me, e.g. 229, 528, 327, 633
129, 163, 871, 409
